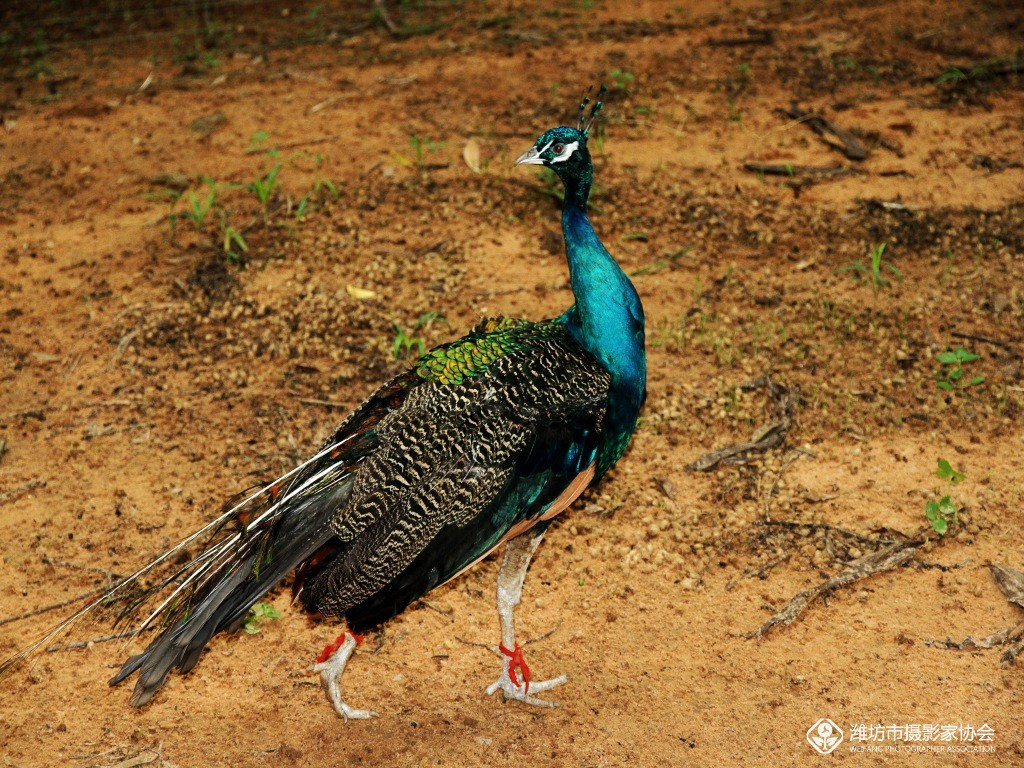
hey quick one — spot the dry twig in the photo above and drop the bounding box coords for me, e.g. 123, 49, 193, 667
743, 163, 854, 179
777, 102, 868, 161
726, 552, 792, 591
753, 519, 887, 548
744, 528, 927, 639
373, 0, 402, 36
708, 29, 775, 46
689, 376, 793, 471
0, 586, 110, 627
46, 627, 148, 652
761, 448, 815, 521
925, 621, 1024, 652
0, 478, 46, 506
990, 564, 1024, 609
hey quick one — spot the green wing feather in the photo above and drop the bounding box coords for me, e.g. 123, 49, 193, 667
417, 316, 555, 385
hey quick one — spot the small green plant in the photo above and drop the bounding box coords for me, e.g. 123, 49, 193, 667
243, 601, 282, 634
295, 179, 340, 221
935, 67, 969, 85
935, 347, 984, 391
28, 30, 53, 79
247, 163, 282, 224
392, 311, 447, 359
148, 187, 184, 239
837, 243, 901, 293
249, 130, 281, 157
925, 496, 959, 535
935, 458, 966, 484
392, 325, 426, 358
726, 99, 743, 122
610, 68, 635, 90
925, 458, 964, 535
295, 195, 312, 221
314, 178, 340, 199
409, 134, 430, 166
393, 135, 442, 171
221, 216, 248, 263
179, 177, 220, 231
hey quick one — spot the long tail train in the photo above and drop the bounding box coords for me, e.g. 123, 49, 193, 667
0, 432, 360, 706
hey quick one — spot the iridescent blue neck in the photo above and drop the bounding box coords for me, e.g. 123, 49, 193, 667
559, 190, 646, 466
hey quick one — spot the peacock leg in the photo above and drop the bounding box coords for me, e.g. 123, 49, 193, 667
485, 527, 569, 707
312, 631, 378, 720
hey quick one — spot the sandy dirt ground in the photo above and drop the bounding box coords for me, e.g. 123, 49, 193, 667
1, 0, 1023, 765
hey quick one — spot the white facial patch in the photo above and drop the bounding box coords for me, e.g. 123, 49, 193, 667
550, 140, 579, 164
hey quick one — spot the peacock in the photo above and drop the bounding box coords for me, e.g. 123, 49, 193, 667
1, 89, 646, 718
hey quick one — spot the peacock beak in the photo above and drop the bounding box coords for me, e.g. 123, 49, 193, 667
514, 147, 545, 167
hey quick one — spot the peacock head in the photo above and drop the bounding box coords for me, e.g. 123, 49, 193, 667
514, 125, 591, 179
514, 86, 606, 192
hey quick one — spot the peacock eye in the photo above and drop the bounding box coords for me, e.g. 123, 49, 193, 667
552, 142, 565, 155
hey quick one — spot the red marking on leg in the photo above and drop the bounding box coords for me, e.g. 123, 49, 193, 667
499, 641, 531, 695
316, 631, 363, 664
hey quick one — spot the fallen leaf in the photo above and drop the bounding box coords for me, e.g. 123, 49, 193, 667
463, 137, 481, 173
188, 110, 227, 136
653, 476, 675, 499
108, 751, 158, 768
990, 564, 1024, 609
346, 285, 377, 300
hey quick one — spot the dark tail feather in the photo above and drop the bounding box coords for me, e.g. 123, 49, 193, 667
108, 468, 355, 706
0, 428, 369, 697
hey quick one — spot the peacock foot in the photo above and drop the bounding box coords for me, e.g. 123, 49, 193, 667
312, 631, 378, 721
484, 641, 568, 707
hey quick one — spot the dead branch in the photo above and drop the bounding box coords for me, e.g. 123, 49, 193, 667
708, 29, 774, 47
45, 627, 149, 652
243, 135, 341, 153
689, 376, 793, 471
951, 332, 1021, 359
373, 0, 402, 36
0, 478, 46, 505
416, 599, 455, 622
991, 563, 1024, 609
753, 519, 892, 548
926, 620, 1024, 652
762, 448, 815, 521
0, 586, 110, 627
744, 529, 928, 639
523, 619, 563, 647
726, 552, 792, 590
743, 163, 854, 179
777, 103, 868, 161
1001, 635, 1024, 665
